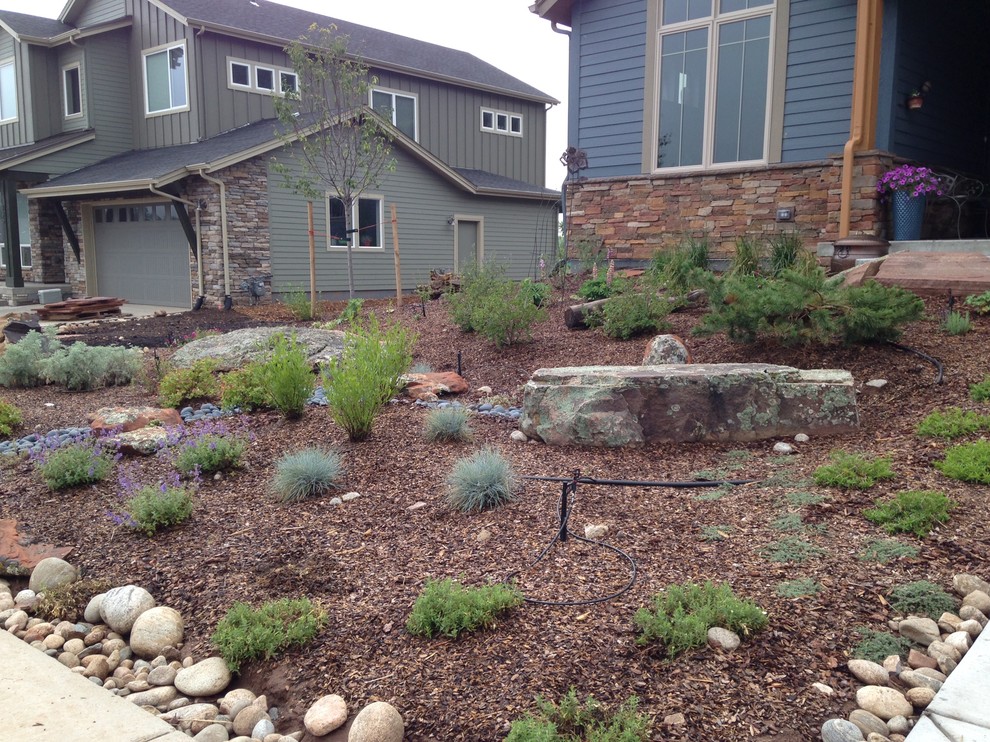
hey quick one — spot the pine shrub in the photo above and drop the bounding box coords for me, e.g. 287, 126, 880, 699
634, 581, 767, 657
506, 688, 651, 742
405, 578, 523, 639
0, 398, 22, 437
211, 598, 326, 672
158, 359, 220, 408
598, 290, 673, 340
888, 580, 957, 618
423, 407, 473, 442
935, 440, 990, 484
446, 448, 517, 512
270, 447, 344, 503
864, 490, 955, 537
813, 451, 895, 489
126, 484, 195, 536
262, 333, 315, 419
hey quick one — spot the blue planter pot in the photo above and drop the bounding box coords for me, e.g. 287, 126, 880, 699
891, 190, 926, 241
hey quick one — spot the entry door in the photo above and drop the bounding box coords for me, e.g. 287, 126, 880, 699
455, 218, 482, 271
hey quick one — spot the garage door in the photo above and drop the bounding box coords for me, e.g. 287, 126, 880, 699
93, 203, 191, 307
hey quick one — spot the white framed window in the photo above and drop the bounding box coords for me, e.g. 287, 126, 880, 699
371, 88, 417, 140
326, 194, 384, 249
143, 42, 188, 114
654, 0, 775, 170
0, 192, 32, 269
229, 60, 251, 88
480, 107, 523, 137
255, 66, 275, 92
0, 59, 16, 123
63, 64, 82, 118
279, 70, 298, 95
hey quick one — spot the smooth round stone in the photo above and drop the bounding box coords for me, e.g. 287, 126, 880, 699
28, 558, 78, 592
14, 589, 36, 604
220, 689, 256, 718
887, 716, 911, 735
906, 686, 936, 708
126, 685, 178, 708
57, 652, 80, 668
63, 638, 85, 655
148, 665, 178, 686
856, 686, 913, 720
304, 694, 348, 736
100, 585, 156, 634
898, 617, 940, 646
954, 574, 990, 597
192, 724, 230, 742
848, 709, 890, 738
233, 702, 269, 737
130, 607, 184, 659
347, 701, 403, 742
848, 659, 889, 686
252, 719, 275, 739
962, 590, 990, 615
175, 657, 232, 697
958, 619, 983, 638
821, 718, 866, 742
707, 627, 740, 650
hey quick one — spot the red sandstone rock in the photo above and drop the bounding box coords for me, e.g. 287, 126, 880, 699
88, 406, 182, 434
403, 372, 469, 401
0, 519, 73, 575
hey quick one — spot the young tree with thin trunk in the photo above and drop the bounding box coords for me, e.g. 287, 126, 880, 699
273, 24, 395, 299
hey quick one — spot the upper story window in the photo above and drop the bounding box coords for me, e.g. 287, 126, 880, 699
227, 57, 297, 96
480, 107, 523, 137
0, 192, 32, 269
63, 64, 82, 118
371, 89, 416, 140
0, 60, 16, 123
655, 0, 774, 169
144, 42, 188, 115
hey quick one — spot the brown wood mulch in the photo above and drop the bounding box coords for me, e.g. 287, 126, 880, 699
1, 284, 988, 741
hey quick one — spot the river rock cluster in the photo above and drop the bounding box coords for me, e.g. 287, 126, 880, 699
1, 562, 403, 741
820, 572, 989, 742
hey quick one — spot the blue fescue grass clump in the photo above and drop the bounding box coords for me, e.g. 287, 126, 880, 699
446, 448, 517, 512
270, 447, 344, 503
423, 407, 473, 442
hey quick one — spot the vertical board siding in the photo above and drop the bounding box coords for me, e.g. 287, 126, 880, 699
268, 145, 557, 294
59, 45, 88, 133
574, 0, 647, 178
780, 0, 856, 162
0, 36, 30, 147
75, 0, 126, 27
29, 47, 60, 141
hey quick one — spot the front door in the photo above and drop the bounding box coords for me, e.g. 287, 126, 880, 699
455, 218, 482, 271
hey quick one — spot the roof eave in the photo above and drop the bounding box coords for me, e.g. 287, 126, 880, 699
25, 167, 187, 199
530, 0, 573, 26
0, 130, 96, 171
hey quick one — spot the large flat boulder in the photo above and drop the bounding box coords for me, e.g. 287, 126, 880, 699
520, 363, 857, 446
171, 327, 346, 371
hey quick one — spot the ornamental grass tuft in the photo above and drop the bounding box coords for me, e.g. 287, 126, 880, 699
270, 447, 344, 503
423, 407, 473, 442
446, 448, 517, 512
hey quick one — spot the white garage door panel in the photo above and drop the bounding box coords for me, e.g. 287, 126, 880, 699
93, 204, 190, 308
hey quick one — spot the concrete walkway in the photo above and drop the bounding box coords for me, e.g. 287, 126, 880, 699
0, 630, 188, 742
905, 624, 990, 741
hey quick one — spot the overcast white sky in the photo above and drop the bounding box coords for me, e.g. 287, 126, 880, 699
0, 0, 571, 188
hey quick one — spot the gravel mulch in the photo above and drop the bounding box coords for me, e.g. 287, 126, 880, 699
1, 286, 988, 741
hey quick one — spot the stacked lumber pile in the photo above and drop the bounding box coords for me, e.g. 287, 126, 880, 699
36, 297, 125, 321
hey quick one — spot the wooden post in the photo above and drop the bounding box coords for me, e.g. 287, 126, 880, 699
307, 200, 317, 317
390, 203, 402, 308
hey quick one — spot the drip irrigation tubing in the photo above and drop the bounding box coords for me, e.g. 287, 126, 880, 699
887, 342, 944, 385
507, 472, 760, 607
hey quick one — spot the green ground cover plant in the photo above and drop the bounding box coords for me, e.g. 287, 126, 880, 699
270, 447, 344, 503
813, 451, 894, 489
634, 581, 767, 657
942, 310, 972, 336
888, 580, 957, 618
771, 513, 805, 532
693, 485, 734, 501
211, 597, 326, 672
0, 398, 22, 437
963, 290, 990, 314
762, 537, 825, 564
423, 407, 473, 442
863, 490, 955, 537
173, 423, 247, 476
447, 448, 517, 512
915, 408, 988, 439
220, 363, 271, 411
576, 276, 616, 302
34, 438, 117, 490
700, 525, 732, 542
852, 628, 911, 663
125, 482, 195, 536
158, 359, 220, 408
505, 688, 651, 742
776, 578, 820, 598
784, 491, 826, 507
858, 539, 920, 563
406, 578, 523, 639
970, 375, 990, 402
936, 440, 990, 484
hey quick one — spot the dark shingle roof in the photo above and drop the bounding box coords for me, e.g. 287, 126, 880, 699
455, 168, 559, 198
0, 130, 95, 170
156, 0, 555, 103
0, 9, 73, 39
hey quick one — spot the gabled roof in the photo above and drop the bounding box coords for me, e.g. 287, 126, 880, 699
125, 0, 557, 105
0, 130, 96, 172
0, 9, 73, 41
454, 168, 559, 199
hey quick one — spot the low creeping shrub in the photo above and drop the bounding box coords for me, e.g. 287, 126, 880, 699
211, 597, 326, 672
0, 398, 22, 437
916, 408, 988, 439
406, 578, 523, 639
852, 628, 911, 663
936, 440, 990, 484
446, 448, 518, 512
776, 578, 820, 598
423, 407, 473, 442
270, 447, 343, 503
125, 482, 195, 536
634, 581, 767, 657
262, 333, 315, 419
34, 437, 117, 490
158, 359, 220, 408
506, 688, 652, 742
858, 539, 920, 564
863, 490, 955, 537
813, 451, 895, 489
971, 375, 990, 402
762, 537, 825, 564
888, 580, 957, 619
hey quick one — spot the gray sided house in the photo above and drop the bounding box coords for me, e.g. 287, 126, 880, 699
0, 0, 559, 308
532, 0, 990, 260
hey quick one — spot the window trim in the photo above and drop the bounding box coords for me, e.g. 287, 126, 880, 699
0, 191, 32, 269
255, 65, 276, 92
480, 107, 524, 138
325, 193, 386, 251
370, 87, 418, 141
142, 41, 189, 117
63, 63, 83, 119
646, 0, 781, 173
229, 60, 252, 89
226, 56, 297, 97
279, 70, 298, 95
0, 58, 17, 124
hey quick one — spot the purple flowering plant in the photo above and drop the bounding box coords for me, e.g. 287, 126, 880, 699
109, 463, 197, 536
168, 418, 251, 476
31, 430, 120, 490
876, 164, 944, 199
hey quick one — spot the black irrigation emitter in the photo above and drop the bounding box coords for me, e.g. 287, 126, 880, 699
507, 469, 760, 607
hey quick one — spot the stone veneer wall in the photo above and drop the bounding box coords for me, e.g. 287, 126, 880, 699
185, 157, 271, 307
566, 152, 895, 261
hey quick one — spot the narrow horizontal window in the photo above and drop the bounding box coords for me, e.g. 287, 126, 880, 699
480, 107, 523, 137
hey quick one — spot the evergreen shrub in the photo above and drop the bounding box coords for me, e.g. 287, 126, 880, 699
863, 490, 955, 537
406, 578, 523, 639
158, 359, 220, 408
211, 597, 326, 672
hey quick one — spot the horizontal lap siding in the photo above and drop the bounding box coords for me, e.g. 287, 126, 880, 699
268, 146, 557, 294
74, 0, 126, 26
575, 0, 647, 178
780, 0, 856, 162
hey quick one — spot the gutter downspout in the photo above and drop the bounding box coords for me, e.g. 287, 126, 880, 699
148, 185, 205, 309
839, 0, 879, 238
197, 170, 233, 310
